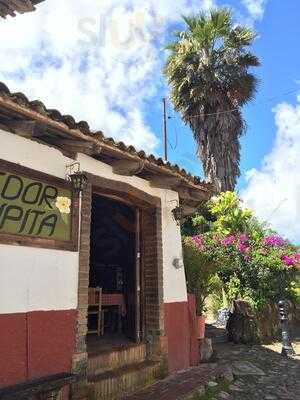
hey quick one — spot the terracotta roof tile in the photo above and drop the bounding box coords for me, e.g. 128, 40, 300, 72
0, 81, 213, 193
30, 100, 47, 114
77, 121, 90, 134
0, 0, 45, 19
61, 115, 76, 129
94, 130, 105, 140
137, 150, 146, 158
0, 82, 9, 94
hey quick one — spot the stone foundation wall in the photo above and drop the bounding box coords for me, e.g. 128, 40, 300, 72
257, 302, 300, 340
227, 300, 300, 344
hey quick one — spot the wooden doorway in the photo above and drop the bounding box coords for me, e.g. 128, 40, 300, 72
87, 193, 142, 348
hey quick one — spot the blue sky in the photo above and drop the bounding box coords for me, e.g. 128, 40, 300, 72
0, 0, 300, 242
149, 0, 300, 187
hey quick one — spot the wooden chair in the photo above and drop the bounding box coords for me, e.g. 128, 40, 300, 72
87, 287, 104, 336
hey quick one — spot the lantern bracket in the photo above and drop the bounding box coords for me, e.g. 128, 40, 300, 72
65, 162, 88, 193
168, 199, 183, 225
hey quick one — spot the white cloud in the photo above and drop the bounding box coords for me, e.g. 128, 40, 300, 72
242, 0, 268, 21
0, 0, 214, 154
242, 95, 300, 243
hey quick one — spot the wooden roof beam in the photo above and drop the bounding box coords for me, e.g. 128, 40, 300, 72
188, 188, 209, 201
0, 2, 15, 17
0, 117, 55, 139
49, 138, 102, 157
112, 159, 144, 176
6, 0, 34, 13
176, 186, 208, 203
3, 118, 38, 138
0, 96, 211, 195
176, 186, 191, 200
150, 175, 181, 189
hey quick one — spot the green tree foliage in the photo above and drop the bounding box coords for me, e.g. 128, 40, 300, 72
164, 9, 259, 191
182, 192, 300, 311
183, 236, 218, 314
182, 191, 265, 238
208, 191, 253, 235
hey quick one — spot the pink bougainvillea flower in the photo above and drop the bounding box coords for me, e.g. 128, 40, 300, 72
282, 255, 294, 266
291, 254, 300, 269
294, 254, 300, 270
239, 234, 249, 243
192, 235, 203, 247
292, 253, 300, 261
264, 235, 286, 247
239, 243, 249, 253
221, 235, 235, 246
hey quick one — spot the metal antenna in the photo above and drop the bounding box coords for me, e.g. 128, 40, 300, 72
163, 98, 168, 161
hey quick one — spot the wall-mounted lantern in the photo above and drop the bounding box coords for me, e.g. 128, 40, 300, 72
169, 199, 183, 225
66, 162, 88, 194
172, 257, 184, 269
171, 205, 183, 225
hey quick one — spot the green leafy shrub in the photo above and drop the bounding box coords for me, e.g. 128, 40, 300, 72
206, 274, 225, 317
183, 236, 218, 315
183, 192, 300, 312
208, 192, 253, 235
189, 231, 299, 310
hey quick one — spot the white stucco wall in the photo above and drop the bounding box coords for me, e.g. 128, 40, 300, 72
161, 190, 187, 304
0, 130, 79, 314
0, 129, 72, 180
0, 244, 78, 313
78, 154, 188, 304
0, 130, 188, 315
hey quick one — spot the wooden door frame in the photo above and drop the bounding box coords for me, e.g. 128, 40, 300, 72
73, 172, 164, 378
134, 207, 141, 343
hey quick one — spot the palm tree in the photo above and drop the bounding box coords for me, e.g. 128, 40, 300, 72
164, 9, 259, 191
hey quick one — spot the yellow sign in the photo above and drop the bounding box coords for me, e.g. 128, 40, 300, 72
0, 171, 72, 241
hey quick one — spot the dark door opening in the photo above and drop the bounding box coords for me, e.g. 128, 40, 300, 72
88, 193, 141, 348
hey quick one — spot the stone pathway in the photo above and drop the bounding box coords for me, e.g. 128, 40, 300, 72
215, 339, 300, 400
124, 331, 300, 400
122, 363, 233, 400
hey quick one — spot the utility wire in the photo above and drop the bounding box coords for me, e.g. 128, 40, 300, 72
167, 107, 178, 151
163, 86, 299, 160
264, 198, 288, 224
167, 87, 299, 119
188, 108, 239, 118
173, 121, 178, 150
167, 137, 174, 150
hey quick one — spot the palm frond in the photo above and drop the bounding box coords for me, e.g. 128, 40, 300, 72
226, 26, 256, 48
238, 53, 261, 67
210, 8, 232, 36
164, 7, 260, 191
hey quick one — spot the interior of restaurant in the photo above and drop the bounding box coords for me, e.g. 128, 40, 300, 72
87, 193, 138, 348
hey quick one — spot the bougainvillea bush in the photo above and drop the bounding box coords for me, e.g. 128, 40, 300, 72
183, 236, 218, 315
183, 192, 300, 311
187, 232, 299, 310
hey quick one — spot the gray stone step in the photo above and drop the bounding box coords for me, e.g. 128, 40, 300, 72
211, 334, 228, 344
89, 360, 162, 400
88, 344, 147, 377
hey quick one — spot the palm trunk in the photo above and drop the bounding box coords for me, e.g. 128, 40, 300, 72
189, 104, 243, 192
